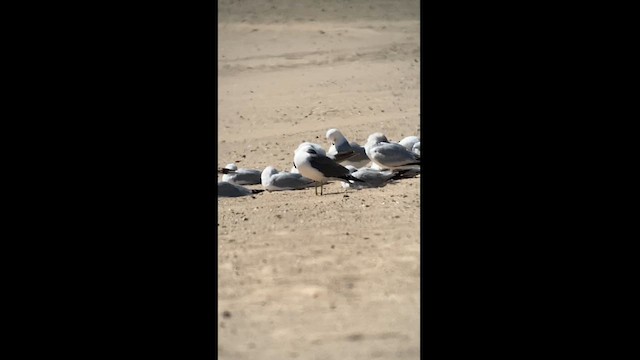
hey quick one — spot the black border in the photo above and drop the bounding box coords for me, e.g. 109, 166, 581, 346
211, 1, 219, 358
30, 1, 610, 358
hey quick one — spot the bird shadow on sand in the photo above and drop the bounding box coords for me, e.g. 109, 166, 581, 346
312, 191, 351, 197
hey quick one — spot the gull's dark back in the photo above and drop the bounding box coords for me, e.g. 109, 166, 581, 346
309, 154, 351, 178
308, 153, 364, 182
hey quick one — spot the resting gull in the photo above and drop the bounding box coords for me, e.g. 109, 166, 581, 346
398, 136, 420, 152
218, 163, 261, 185
340, 165, 407, 189
364, 132, 421, 170
218, 181, 263, 198
325, 128, 371, 168
261, 166, 315, 191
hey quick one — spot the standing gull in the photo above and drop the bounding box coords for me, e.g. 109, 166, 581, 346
294, 142, 326, 157
261, 166, 315, 191
218, 163, 261, 185
293, 143, 363, 195
291, 142, 327, 174
364, 133, 421, 170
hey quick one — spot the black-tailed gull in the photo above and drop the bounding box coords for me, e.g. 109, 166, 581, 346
293, 143, 363, 195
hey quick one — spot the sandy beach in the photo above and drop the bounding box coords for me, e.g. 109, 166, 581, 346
218, 1, 420, 358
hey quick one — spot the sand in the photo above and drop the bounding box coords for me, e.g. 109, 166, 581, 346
217, 1, 420, 359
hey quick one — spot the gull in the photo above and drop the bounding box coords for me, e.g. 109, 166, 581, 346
294, 142, 326, 157
293, 143, 363, 195
218, 181, 264, 197
218, 163, 261, 185
325, 128, 371, 168
340, 165, 406, 189
291, 141, 326, 174
371, 161, 421, 178
261, 166, 315, 191
398, 136, 420, 152
364, 132, 421, 170
338, 144, 370, 168
325, 128, 355, 162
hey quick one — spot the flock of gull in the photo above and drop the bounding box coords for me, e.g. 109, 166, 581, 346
217, 128, 421, 197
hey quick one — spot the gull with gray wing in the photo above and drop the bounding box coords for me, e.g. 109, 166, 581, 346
218, 163, 262, 185
326, 128, 371, 168
364, 132, 421, 170
261, 166, 315, 191
398, 136, 420, 152
218, 181, 264, 198
340, 165, 407, 189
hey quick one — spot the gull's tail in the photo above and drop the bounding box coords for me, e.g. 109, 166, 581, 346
344, 174, 365, 183
392, 168, 420, 179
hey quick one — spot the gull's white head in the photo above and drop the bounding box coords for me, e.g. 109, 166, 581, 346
367, 133, 388, 144
224, 163, 238, 171
326, 128, 346, 144
295, 142, 326, 157
399, 136, 420, 151
261, 166, 279, 186
326, 128, 352, 155
365, 133, 389, 151
412, 141, 421, 156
